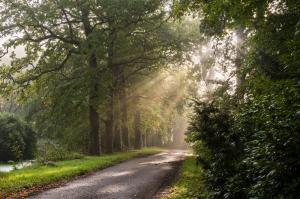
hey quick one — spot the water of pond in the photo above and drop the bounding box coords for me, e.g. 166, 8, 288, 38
0, 161, 33, 172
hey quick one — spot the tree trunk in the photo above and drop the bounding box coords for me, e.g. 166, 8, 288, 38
119, 73, 129, 149
106, 96, 114, 153
152, 134, 156, 146
146, 132, 151, 147
101, 120, 107, 153
88, 105, 100, 154
142, 134, 147, 147
146, 129, 152, 147
235, 27, 247, 100
82, 8, 100, 155
104, 26, 117, 154
158, 134, 163, 146
113, 124, 122, 151
153, 133, 161, 146
111, 68, 122, 151
134, 98, 142, 149
88, 54, 100, 155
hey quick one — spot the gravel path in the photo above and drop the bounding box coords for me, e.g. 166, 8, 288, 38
30, 150, 187, 199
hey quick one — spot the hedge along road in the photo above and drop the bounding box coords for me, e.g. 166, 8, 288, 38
30, 150, 187, 199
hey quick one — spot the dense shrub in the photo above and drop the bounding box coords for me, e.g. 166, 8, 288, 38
188, 99, 245, 198
234, 80, 300, 198
37, 141, 83, 163
187, 80, 300, 199
0, 113, 37, 161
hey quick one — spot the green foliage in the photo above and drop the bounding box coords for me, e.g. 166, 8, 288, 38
188, 98, 245, 198
233, 79, 300, 198
178, 0, 300, 198
37, 143, 83, 163
0, 0, 192, 153
188, 78, 300, 199
0, 113, 36, 162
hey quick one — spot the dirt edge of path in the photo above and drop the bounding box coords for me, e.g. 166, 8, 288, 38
151, 159, 184, 199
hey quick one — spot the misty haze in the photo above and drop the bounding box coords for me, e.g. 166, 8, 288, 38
0, 0, 299, 199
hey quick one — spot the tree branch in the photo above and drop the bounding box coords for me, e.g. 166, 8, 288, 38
8, 50, 73, 85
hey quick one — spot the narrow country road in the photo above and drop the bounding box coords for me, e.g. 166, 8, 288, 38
30, 150, 187, 199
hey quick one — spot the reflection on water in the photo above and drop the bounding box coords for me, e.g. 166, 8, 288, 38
0, 161, 33, 172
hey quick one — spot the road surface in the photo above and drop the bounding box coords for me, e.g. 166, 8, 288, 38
30, 150, 187, 199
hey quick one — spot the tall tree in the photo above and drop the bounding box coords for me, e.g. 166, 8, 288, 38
100, 0, 180, 151
0, 0, 110, 155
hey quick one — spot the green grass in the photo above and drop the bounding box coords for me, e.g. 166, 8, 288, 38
166, 156, 208, 199
0, 147, 163, 196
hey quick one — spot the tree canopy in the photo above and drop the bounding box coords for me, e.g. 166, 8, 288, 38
0, 1, 299, 198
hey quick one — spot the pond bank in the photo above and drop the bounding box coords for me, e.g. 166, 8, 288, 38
0, 161, 34, 172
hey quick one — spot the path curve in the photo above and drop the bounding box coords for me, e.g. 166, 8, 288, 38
30, 150, 187, 199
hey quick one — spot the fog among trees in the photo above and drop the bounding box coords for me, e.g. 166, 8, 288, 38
0, 0, 299, 198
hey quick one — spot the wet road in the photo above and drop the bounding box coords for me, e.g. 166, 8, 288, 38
31, 150, 187, 199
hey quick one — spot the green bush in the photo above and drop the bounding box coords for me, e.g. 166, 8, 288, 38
233, 80, 300, 198
37, 142, 83, 163
187, 80, 300, 199
188, 99, 245, 198
0, 113, 37, 162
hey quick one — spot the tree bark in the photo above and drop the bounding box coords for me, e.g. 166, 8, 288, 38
106, 95, 114, 153
142, 134, 147, 147
82, 9, 100, 155
146, 129, 152, 147
235, 27, 247, 100
134, 98, 142, 149
106, 27, 117, 153
112, 71, 122, 151
119, 72, 129, 149
113, 124, 122, 151
146, 132, 151, 147
88, 54, 100, 155
101, 120, 107, 153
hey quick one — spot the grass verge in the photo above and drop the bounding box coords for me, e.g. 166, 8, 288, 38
0, 147, 163, 197
166, 156, 208, 199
